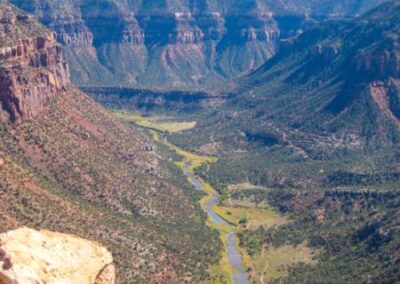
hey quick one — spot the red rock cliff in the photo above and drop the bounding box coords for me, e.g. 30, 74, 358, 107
0, 31, 70, 123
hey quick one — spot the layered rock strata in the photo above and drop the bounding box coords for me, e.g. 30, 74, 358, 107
0, 5, 69, 123
9, 0, 280, 88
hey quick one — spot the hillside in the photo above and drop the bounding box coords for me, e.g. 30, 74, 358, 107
165, 1, 400, 191
235, 0, 400, 143
158, 2, 400, 282
9, 0, 385, 90
276, 0, 387, 17
0, 2, 219, 283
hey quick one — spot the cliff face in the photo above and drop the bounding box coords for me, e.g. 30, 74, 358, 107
0, 4, 69, 123
8, 0, 386, 89
0, 227, 115, 284
277, 0, 387, 17
10, 0, 279, 89
355, 40, 400, 81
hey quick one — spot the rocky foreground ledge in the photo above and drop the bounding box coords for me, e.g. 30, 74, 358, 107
0, 227, 115, 284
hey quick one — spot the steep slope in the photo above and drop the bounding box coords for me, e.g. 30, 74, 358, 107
236, 0, 400, 144
0, 6, 68, 123
275, 0, 387, 17
9, 0, 386, 90
0, 2, 219, 283
10, 0, 280, 89
166, 1, 400, 191
167, 1, 400, 167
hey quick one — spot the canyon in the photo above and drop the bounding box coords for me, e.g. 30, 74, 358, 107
0, 2, 220, 283
8, 0, 386, 90
1, 0, 400, 283
10, 0, 280, 89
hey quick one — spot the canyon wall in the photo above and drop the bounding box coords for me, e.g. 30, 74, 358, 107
10, 0, 280, 89
0, 4, 69, 123
8, 0, 386, 89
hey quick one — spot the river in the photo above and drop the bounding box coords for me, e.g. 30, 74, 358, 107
182, 161, 249, 284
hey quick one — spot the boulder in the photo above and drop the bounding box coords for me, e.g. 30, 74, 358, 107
0, 227, 115, 284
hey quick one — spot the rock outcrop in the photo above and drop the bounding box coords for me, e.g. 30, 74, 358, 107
0, 227, 115, 284
50, 14, 94, 46
8, 0, 386, 89
355, 46, 400, 80
0, 3, 70, 123
9, 0, 280, 89
312, 42, 341, 61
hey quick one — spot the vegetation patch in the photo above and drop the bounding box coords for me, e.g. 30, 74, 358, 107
212, 189, 292, 283
249, 243, 318, 283
213, 205, 285, 231
227, 183, 267, 192
112, 111, 196, 133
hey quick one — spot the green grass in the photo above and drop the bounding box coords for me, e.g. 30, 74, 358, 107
112, 110, 197, 133
213, 205, 286, 232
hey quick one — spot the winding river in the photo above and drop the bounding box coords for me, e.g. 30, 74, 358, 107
182, 161, 249, 284
119, 114, 250, 283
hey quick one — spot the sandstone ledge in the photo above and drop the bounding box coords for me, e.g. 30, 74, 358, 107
0, 227, 115, 284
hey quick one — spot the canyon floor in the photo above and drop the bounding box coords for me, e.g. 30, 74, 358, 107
114, 111, 317, 284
